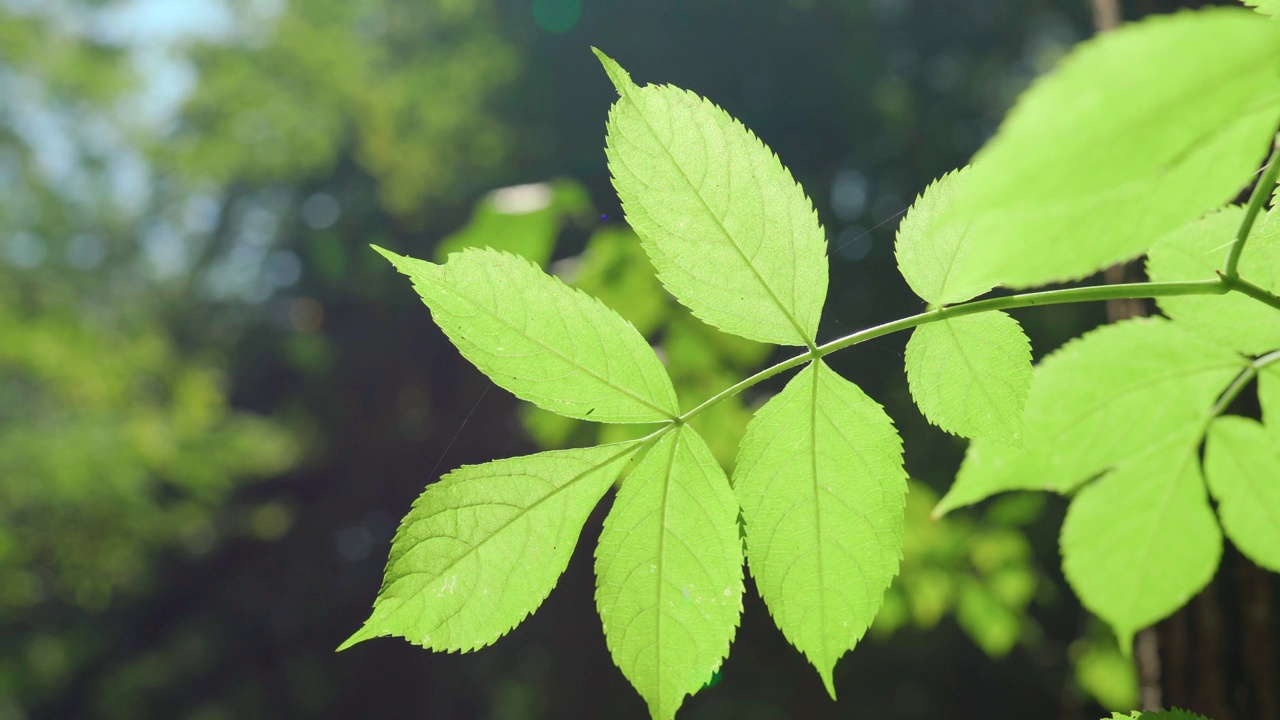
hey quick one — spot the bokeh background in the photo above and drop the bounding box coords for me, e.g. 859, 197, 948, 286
0, 1, 1258, 719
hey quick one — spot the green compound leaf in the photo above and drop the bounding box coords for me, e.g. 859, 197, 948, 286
377, 246, 678, 423
938, 9, 1280, 290
1061, 445, 1222, 651
1204, 416, 1280, 572
596, 49, 828, 347
1147, 206, 1280, 354
340, 442, 640, 653
732, 360, 906, 697
936, 318, 1245, 516
894, 166, 993, 305
595, 426, 744, 720
904, 312, 1032, 444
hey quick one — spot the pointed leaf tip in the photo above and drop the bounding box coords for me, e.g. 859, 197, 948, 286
592, 47, 635, 95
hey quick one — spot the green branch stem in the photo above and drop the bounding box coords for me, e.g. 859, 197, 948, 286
680, 277, 1280, 423
1224, 133, 1280, 281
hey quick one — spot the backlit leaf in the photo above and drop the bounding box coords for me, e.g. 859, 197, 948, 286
378, 246, 678, 423
904, 312, 1032, 443
936, 318, 1245, 516
339, 442, 640, 652
938, 9, 1280, 289
1061, 444, 1222, 650
895, 167, 992, 305
1204, 416, 1280, 572
1147, 206, 1280, 354
732, 360, 906, 696
595, 426, 744, 720
597, 49, 828, 346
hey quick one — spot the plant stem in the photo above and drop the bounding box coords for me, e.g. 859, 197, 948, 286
1224, 134, 1280, 280
679, 278, 1268, 423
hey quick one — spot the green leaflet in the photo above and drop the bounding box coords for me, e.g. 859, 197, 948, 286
339, 442, 639, 653
732, 360, 906, 697
894, 166, 992, 305
434, 178, 592, 267
377, 246, 678, 423
1147, 206, 1280, 354
1204, 416, 1280, 572
935, 318, 1245, 516
595, 426, 744, 720
596, 49, 828, 347
938, 9, 1280, 290
1060, 444, 1222, 651
904, 312, 1031, 444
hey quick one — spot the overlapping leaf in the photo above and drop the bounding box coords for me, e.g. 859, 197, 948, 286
1147, 206, 1280, 354
597, 50, 828, 347
935, 9, 1280, 290
378, 246, 678, 423
904, 312, 1032, 444
732, 360, 906, 696
595, 426, 744, 720
936, 318, 1246, 516
1060, 444, 1222, 650
339, 442, 640, 652
894, 167, 993, 305
434, 179, 592, 267
1204, 416, 1280, 572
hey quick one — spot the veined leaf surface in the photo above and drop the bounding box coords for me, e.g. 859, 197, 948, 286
1204, 416, 1280, 572
597, 49, 828, 347
936, 318, 1245, 516
938, 9, 1280, 289
894, 167, 992, 305
904, 312, 1032, 444
732, 360, 906, 696
1147, 206, 1280, 354
595, 426, 744, 720
378, 246, 678, 423
339, 442, 639, 652
1061, 444, 1222, 650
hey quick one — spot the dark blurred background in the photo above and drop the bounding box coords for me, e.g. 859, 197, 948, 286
0, 1, 1242, 718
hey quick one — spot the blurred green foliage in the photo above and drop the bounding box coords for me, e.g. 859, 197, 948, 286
0, 0, 1157, 716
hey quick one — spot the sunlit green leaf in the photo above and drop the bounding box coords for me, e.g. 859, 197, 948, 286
1204, 416, 1280, 572
1147, 206, 1280, 354
435, 178, 592, 267
378, 246, 678, 423
732, 360, 906, 697
595, 426, 744, 720
936, 318, 1245, 516
1061, 445, 1221, 650
596, 49, 828, 346
939, 9, 1280, 289
904, 312, 1031, 443
895, 167, 992, 305
340, 442, 639, 653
